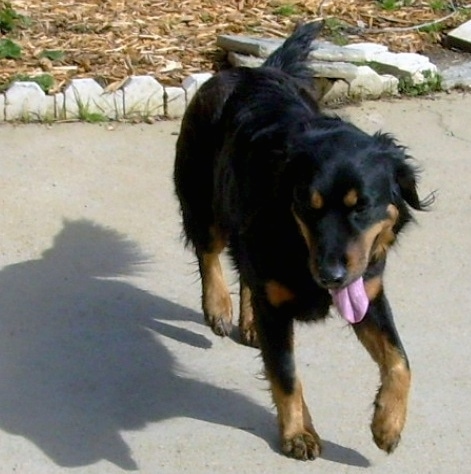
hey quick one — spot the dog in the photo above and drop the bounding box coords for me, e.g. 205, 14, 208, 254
174, 21, 432, 460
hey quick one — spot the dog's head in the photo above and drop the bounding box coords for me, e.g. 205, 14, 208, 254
290, 126, 432, 291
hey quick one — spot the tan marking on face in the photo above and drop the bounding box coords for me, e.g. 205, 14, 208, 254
346, 221, 383, 277
343, 188, 359, 208
346, 204, 400, 275
293, 212, 311, 248
265, 280, 296, 307
371, 204, 399, 261
292, 211, 319, 277
310, 190, 323, 210
353, 321, 411, 453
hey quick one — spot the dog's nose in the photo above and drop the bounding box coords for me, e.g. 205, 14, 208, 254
318, 263, 347, 287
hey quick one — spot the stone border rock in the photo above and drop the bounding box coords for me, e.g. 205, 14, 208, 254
0, 73, 213, 122
0, 35, 470, 122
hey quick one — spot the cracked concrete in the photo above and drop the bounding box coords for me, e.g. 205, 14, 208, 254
426, 107, 471, 145
0, 92, 469, 473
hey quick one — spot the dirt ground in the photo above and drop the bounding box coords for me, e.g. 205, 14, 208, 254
1, 0, 470, 92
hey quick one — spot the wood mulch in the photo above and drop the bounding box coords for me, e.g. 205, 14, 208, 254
1, 0, 470, 93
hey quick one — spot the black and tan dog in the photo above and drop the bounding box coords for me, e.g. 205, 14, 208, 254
174, 21, 432, 460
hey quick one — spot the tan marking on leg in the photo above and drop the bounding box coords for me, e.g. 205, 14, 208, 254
265, 280, 296, 307
365, 276, 383, 301
199, 226, 232, 336
354, 321, 411, 453
208, 225, 227, 254
270, 377, 322, 460
310, 190, 324, 210
238, 280, 258, 347
343, 188, 358, 208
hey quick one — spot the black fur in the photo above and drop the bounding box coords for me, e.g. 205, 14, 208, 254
174, 21, 430, 460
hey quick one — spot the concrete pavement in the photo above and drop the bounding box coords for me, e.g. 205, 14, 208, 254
0, 92, 469, 473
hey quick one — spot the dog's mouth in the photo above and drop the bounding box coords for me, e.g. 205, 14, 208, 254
328, 277, 369, 324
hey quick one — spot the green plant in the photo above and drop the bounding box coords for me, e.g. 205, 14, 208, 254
39, 112, 55, 125
40, 49, 65, 62
12, 109, 56, 124
80, 110, 109, 123
398, 71, 442, 96
0, 38, 21, 58
273, 4, 299, 16
66, 88, 108, 122
18, 74, 54, 92
0, 1, 29, 33
324, 18, 349, 46
77, 102, 109, 122
378, 0, 401, 10
124, 95, 164, 122
0, 73, 54, 93
418, 21, 448, 33
458, 6, 471, 20
429, 0, 448, 12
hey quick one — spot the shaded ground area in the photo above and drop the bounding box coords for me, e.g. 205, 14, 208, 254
0, 0, 470, 92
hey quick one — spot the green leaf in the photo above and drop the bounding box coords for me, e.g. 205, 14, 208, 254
40, 49, 65, 61
0, 1, 30, 33
0, 38, 22, 59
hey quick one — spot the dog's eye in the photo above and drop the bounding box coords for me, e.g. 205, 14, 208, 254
351, 201, 369, 218
354, 203, 367, 214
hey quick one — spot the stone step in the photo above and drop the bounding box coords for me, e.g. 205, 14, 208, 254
447, 19, 471, 53
219, 33, 439, 102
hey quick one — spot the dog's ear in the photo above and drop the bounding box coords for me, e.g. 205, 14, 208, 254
375, 132, 434, 211
394, 159, 422, 210
393, 158, 434, 211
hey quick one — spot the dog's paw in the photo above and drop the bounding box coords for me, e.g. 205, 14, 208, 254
203, 287, 233, 337
372, 429, 401, 454
371, 398, 406, 453
371, 411, 402, 453
204, 310, 232, 337
281, 431, 322, 461
239, 323, 259, 348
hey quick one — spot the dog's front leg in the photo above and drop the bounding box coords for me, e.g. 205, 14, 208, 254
353, 282, 411, 453
252, 288, 322, 460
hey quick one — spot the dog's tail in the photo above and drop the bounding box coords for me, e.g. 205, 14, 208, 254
262, 20, 324, 81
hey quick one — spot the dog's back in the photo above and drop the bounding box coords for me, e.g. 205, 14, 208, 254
180, 20, 322, 130
174, 22, 323, 246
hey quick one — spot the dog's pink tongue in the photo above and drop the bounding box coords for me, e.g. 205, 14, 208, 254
329, 277, 369, 324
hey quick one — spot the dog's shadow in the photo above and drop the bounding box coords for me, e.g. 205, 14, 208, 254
0, 219, 369, 470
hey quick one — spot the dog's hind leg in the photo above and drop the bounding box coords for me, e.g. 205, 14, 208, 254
175, 131, 233, 337
353, 283, 411, 453
238, 279, 259, 347
197, 226, 233, 337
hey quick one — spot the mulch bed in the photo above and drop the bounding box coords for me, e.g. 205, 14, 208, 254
1, 0, 470, 93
